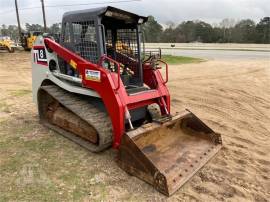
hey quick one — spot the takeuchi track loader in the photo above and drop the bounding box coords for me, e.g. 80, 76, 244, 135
32, 6, 222, 196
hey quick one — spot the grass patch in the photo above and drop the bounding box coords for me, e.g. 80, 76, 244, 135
10, 89, 32, 97
0, 101, 10, 113
162, 55, 204, 64
0, 118, 109, 201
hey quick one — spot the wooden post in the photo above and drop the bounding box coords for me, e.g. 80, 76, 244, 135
15, 0, 22, 42
41, 0, 47, 32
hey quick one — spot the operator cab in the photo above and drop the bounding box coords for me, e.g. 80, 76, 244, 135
60, 6, 148, 93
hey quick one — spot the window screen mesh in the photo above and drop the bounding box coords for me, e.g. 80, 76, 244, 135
106, 29, 141, 83
72, 21, 98, 63
63, 23, 70, 43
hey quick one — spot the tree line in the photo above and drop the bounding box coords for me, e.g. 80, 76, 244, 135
142, 17, 270, 44
1, 17, 269, 43
0, 23, 61, 42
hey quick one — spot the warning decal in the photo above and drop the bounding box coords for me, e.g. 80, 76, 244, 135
85, 69, 101, 82
33, 46, 47, 66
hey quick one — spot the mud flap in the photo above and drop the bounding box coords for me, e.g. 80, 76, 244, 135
117, 110, 222, 196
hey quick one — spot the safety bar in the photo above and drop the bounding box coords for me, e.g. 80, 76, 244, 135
98, 24, 107, 55
157, 59, 168, 84
98, 54, 121, 91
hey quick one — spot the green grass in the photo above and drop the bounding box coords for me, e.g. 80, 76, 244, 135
161, 55, 204, 64
0, 118, 111, 201
0, 101, 10, 113
10, 89, 32, 97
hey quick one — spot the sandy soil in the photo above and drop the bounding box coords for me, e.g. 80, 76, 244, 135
0, 51, 269, 201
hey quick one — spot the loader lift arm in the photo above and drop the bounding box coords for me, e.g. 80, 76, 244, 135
44, 37, 126, 148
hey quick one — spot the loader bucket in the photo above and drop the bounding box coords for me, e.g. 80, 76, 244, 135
117, 110, 222, 196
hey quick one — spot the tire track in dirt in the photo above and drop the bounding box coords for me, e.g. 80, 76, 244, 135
170, 67, 266, 82
169, 60, 270, 201
0, 52, 32, 88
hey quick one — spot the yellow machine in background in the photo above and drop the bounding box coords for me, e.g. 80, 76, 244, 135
21, 31, 42, 51
0, 36, 15, 53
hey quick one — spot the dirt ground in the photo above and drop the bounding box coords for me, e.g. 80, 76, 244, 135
0, 51, 269, 201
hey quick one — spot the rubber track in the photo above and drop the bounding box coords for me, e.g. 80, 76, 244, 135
40, 85, 113, 152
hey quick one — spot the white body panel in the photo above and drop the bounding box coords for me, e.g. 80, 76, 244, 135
31, 36, 100, 105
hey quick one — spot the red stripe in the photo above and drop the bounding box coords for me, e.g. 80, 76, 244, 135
37, 61, 48, 66
33, 45, 44, 49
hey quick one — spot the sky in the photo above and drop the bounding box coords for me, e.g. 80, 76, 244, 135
0, 0, 269, 27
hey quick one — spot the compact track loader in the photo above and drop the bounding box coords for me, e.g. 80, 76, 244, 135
0, 36, 15, 53
32, 6, 222, 196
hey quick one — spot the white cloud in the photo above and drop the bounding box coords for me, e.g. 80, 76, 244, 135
0, 0, 269, 26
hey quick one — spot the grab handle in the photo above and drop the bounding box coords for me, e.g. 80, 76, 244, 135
98, 54, 121, 91
157, 59, 168, 84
